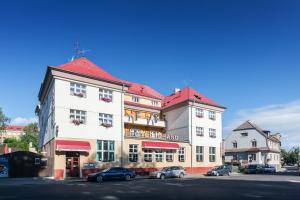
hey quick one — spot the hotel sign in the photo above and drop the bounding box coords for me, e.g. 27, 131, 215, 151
127, 129, 179, 141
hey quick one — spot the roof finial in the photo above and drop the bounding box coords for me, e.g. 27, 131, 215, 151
70, 41, 90, 61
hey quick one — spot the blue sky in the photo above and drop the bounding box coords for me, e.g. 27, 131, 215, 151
0, 0, 300, 148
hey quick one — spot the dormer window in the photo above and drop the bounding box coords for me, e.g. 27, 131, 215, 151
70, 82, 86, 98
241, 132, 248, 136
209, 111, 216, 120
132, 96, 140, 103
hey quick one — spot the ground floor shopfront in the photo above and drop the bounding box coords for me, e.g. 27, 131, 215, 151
42, 137, 222, 179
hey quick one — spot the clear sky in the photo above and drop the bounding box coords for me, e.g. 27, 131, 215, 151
0, 0, 300, 148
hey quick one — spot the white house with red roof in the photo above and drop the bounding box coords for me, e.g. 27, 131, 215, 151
37, 57, 225, 179
0, 125, 25, 143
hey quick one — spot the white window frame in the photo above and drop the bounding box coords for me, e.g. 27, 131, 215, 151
195, 108, 204, 118
99, 113, 113, 127
178, 147, 185, 162
209, 147, 216, 162
166, 150, 174, 162
209, 111, 216, 120
155, 149, 163, 162
151, 101, 159, 107
129, 144, 138, 162
209, 128, 216, 138
132, 96, 140, 103
96, 140, 115, 162
144, 149, 153, 162
70, 109, 86, 124
70, 82, 86, 97
196, 146, 204, 162
99, 88, 113, 102
196, 127, 204, 136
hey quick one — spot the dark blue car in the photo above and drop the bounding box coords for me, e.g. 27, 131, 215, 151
87, 167, 136, 183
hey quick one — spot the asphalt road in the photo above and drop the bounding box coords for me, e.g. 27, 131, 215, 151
1, 173, 300, 200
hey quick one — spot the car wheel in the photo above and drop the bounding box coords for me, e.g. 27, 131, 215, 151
160, 174, 165, 180
125, 175, 131, 181
216, 173, 219, 176
96, 176, 103, 183
179, 173, 184, 178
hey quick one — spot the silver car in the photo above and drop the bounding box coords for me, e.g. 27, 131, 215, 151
149, 166, 186, 179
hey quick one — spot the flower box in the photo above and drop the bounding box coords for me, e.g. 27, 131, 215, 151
101, 123, 112, 128
74, 93, 84, 97
72, 119, 84, 125
196, 114, 203, 118
101, 97, 112, 103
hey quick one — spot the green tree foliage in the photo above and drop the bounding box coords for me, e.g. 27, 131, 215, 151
0, 107, 10, 144
281, 147, 300, 165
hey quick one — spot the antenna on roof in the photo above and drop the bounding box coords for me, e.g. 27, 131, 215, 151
70, 41, 90, 61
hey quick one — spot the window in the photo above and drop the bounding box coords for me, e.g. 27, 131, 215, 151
252, 140, 257, 148
155, 150, 163, 162
151, 101, 159, 107
99, 88, 113, 102
178, 147, 185, 162
129, 128, 140, 137
70, 109, 86, 124
209, 147, 216, 162
96, 140, 115, 162
166, 150, 174, 162
196, 127, 204, 136
70, 82, 86, 97
99, 113, 113, 127
209, 128, 216, 138
132, 96, 140, 103
241, 132, 248, 136
232, 141, 237, 148
195, 108, 204, 118
209, 111, 216, 120
250, 153, 256, 161
196, 146, 204, 162
144, 149, 152, 162
129, 144, 138, 162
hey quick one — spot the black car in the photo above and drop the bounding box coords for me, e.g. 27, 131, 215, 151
87, 167, 136, 183
244, 164, 265, 174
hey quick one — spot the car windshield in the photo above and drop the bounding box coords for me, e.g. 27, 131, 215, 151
213, 166, 224, 170
102, 168, 111, 172
162, 167, 170, 171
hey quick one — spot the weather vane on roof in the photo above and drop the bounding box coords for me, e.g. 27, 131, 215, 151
70, 41, 90, 61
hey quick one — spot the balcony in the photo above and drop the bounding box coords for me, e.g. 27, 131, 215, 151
124, 116, 166, 128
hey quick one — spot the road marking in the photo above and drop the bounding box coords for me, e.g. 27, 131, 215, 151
243, 193, 263, 198
100, 196, 119, 200
164, 183, 184, 187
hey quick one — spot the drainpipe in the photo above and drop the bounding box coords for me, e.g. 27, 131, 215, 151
120, 84, 125, 167
190, 99, 195, 173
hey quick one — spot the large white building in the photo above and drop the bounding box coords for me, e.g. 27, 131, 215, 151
37, 57, 225, 179
224, 120, 281, 169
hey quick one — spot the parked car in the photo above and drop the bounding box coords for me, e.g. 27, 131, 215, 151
244, 164, 265, 174
149, 166, 186, 179
87, 167, 136, 183
263, 164, 276, 173
206, 165, 231, 176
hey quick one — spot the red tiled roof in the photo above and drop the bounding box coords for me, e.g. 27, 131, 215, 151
123, 80, 164, 99
54, 57, 124, 85
162, 87, 224, 109
4, 125, 25, 131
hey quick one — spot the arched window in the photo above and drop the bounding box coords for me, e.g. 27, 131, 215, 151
252, 140, 257, 148
232, 141, 237, 148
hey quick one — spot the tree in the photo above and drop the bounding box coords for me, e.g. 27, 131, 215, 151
0, 107, 10, 144
19, 122, 39, 152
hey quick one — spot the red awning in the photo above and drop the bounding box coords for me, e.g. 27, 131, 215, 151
142, 141, 180, 150
56, 140, 91, 152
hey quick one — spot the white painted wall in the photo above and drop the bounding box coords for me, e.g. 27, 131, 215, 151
54, 78, 124, 142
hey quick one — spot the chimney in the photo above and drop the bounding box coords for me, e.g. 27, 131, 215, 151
174, 88, 180, 93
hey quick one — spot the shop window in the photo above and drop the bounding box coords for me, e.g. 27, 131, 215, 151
166, 150, 174, 162
196, 146, 204, 162
155, 150, 163, 162
96, 140, 115, 162
178, 147, 185, 162
70, 82, 86, 97
144, 149, 152, 162
209, 147, 216, 162
129, 144, 138, 162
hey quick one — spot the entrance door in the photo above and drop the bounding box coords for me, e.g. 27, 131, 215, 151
66, 153, 80, 177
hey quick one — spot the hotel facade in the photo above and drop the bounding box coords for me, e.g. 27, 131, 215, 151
36, 57, 225, 179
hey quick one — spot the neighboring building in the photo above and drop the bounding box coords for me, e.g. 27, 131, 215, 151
0, 125, 25, 143
224, 120, 281, 169
36, 57, 225, 179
